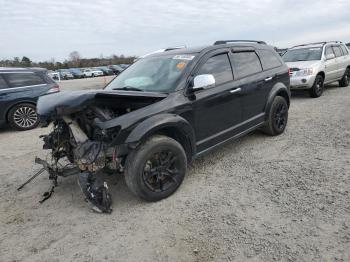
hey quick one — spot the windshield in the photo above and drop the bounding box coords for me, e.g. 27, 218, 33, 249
282, 47, 322, 62
105, 54, 195, 92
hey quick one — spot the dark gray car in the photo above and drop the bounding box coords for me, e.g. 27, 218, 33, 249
0, 67, 59, 130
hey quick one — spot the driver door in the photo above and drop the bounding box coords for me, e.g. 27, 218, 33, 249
191, 51, 243, 153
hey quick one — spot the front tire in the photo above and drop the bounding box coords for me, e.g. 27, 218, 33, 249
339, 68, 350, 87
8, 103, 39, 131
125, 135, 187, 201
261, 96, 288, 136
309, 74, 324, 98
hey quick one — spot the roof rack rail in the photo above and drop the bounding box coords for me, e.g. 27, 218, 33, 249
292, 41, 342, 48
214, 40, 267, 45
164, 46, 186, 51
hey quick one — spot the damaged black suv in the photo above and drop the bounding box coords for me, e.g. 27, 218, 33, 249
37, 40, 290, 213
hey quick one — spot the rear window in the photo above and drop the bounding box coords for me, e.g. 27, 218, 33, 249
0, 75, 9, 89
231, 51, 262, 78
340, 45, 349, 55
257, 50, 282, 70
2, 72, 45, 88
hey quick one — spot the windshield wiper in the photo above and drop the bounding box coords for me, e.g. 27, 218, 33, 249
112, 86, 144, 92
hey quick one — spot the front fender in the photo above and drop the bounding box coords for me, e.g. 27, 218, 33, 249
125, 113, 196, 156
264, 83, 291, 120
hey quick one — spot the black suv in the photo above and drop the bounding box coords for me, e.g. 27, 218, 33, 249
36, 40, 290, 213
0, 68, 59, 130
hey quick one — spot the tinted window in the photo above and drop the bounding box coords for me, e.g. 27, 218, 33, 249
231, 52, 262, 78
325, 46, 335, 56
333, 46, 342, 57
196, 54, 233, 85
0, 75, 9, 89
258, 50, 282, 70
340, 45, 349, 55
2, 73, 45, 88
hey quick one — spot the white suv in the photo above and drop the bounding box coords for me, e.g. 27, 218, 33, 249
82, 68, 104, 78
282, 41, 350, 97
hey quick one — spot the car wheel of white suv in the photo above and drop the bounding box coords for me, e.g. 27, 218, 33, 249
309, 75, 324, 98
339, 68, 350, 87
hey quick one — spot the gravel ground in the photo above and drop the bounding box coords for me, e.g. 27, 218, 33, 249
0, 80, 349, 262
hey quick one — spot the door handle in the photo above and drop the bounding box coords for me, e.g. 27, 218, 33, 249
264, 76, 273, 82
230, 88, 241, 94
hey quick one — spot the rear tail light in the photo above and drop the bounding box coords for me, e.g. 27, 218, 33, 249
288, 68, 292, 76
47, 84, 60, 93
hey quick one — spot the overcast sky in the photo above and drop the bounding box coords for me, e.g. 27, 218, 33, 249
1, 0, 349, 61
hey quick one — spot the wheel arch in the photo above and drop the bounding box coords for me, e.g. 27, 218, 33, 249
264, 83, 290, 121
125, 114, 196, 162
317, 71, 325, 79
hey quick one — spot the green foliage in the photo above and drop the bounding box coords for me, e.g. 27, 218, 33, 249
0, 53, 135, 70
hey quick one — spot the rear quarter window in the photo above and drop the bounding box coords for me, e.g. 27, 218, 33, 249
2, 72, 45, 88
257, 50, 282, 70
332, 46, 343, 57
340, 45, 349, 55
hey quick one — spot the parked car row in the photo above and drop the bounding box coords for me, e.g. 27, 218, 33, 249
48, 64, 129, 80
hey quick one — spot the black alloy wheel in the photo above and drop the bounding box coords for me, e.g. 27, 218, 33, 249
142, 150, 182, 193
274, 102, 288, 131
125, 135, 187, 201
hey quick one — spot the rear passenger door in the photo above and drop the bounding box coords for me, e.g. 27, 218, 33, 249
229, 49, 268, 123
332, 45, 344, 79
336, 44, 349, 77
324, 46, 338, 83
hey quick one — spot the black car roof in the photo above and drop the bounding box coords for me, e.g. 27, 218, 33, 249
147, 42, 274, 58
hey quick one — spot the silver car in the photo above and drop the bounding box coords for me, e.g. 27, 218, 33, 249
282, 41, 350, 97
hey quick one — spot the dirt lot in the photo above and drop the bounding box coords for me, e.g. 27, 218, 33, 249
0, 79, 349, 262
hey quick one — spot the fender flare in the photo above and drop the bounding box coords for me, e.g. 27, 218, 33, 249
125, 113, 196, 158
264, 83, 291, 120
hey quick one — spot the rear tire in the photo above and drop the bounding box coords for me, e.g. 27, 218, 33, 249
261, 96, 288, 136
339, 67, 350, 87
309, 74, 324, 98
8, 103, 39, 131
125, 135, 187, 201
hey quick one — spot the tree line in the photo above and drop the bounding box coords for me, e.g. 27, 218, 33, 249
0, 51, 136, 70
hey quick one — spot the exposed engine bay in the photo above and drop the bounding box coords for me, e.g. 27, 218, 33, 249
20, 90, 167, 213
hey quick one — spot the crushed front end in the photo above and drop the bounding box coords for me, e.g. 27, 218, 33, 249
34, 90, 166, 213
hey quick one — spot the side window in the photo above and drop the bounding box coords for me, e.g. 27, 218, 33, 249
0, 75, 9, 89
340, 45, 349, 55
196, 54, 233, 85
325, 46, 335, 57
332, 46, 343, 57
231, 51, 262, 78
257, 50, 282, 70
2, 73, 45, 88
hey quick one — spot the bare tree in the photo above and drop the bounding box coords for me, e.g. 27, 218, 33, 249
68, 51, 82, 67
